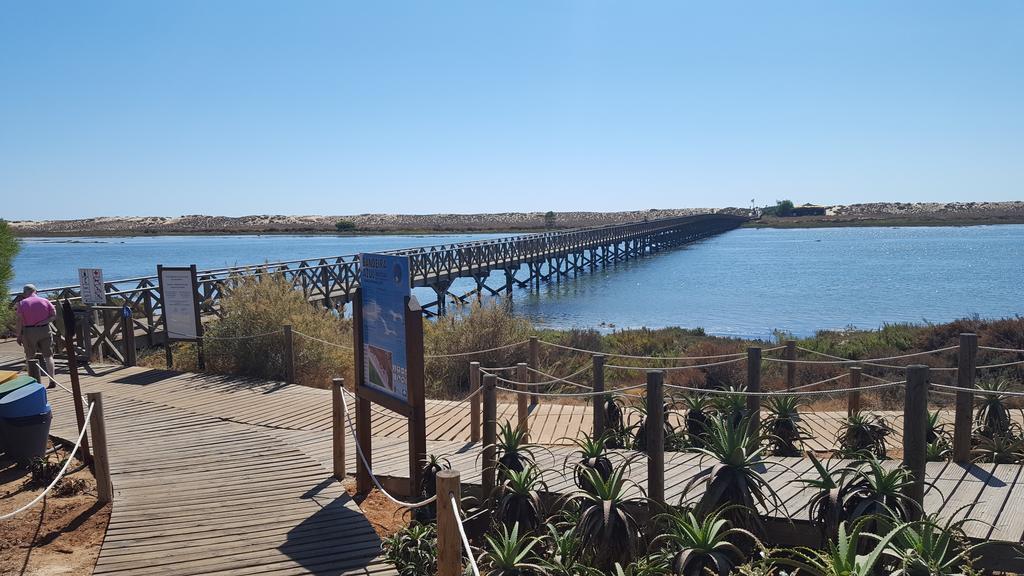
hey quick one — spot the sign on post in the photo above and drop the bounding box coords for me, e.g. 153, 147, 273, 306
359, 254, 411, 402
353, 253, 426, 497
157, 265, 204, 369
78, 268, 106, 305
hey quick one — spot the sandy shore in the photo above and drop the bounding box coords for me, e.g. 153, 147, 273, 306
9, 202, 1024, 236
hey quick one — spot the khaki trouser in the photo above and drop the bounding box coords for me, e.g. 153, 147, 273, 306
22, 325, 55, 381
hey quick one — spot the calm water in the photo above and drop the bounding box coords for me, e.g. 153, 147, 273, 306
12, 226, 1024, 339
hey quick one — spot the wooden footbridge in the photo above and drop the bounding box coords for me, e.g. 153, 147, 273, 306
12, 339, 1023, 574
11, 213, 746, 361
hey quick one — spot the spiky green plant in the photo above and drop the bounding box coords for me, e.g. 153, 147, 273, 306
926, 440, 952, 463
683, 417, 785, 537
413, 454, 451, 522
653, 507, 757, 576
711, 386, 748, 428
768, 519, 910, 576
836, 411, 891, 459
926, 410, 949, 445
569, 466, 644, 570
539, 523, 602, 576
479, 522, 547, 576
564, 432, 614, 493
842, 458, 919, 525
630, 400, 678, 453
496, 421, 539, 480
974, 379, 1020, 438
798, 454, 850, 541
682, 393, 713, 449
611, 555, 671, 576
762, 395, 808, 456
881, 512, 987, 576
971, 433, 1024, 464
496, 464, 548, 532
382, 522, 437, 576
604, 395, 626, 446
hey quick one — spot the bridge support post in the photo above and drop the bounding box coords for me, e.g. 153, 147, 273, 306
646, 370, 665, 508
482, 374, 497, 500
954, 333, 977, 463
436, 469, 462, 576
469, 362, 481, 443
848, 367, 861, 416
332, 378, 346, 480
785, 340, 796, 389
746, 347, 762, 435
903, 365, 929, 521
592, 354, 605, 438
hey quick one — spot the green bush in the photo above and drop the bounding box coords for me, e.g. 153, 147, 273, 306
203, 274, 352, 387
335, 220, 357, 232
423, 299, 532, 397
0, 220, 20, 333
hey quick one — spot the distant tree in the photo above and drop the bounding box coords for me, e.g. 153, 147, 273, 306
334, 220, 357, 232
543, 211, 557, 229
0, 220, 20, 331
775, 200, 794, 217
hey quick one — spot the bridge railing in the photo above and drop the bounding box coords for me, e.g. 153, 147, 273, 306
9, 213, 745, 359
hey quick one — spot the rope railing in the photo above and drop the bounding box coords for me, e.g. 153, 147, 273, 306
979, 345, 1024, 354
605, 356, 746, 371
664, 379, 907, 397
770, 345, 959, 366
524, 366, 593, 390
341, 386, 483, 420
291, 330, 354, 351
424, 340, 529, 359
200, 329, 284, 341
36, 365, 78, 399
976, 359, 1024, 370
451, 492, 481, 576
0, 402, 95, 521
930, 383, 1024, 398
338, 391, 437, 509
536, 339, 757, 361
789, 372, 849, 391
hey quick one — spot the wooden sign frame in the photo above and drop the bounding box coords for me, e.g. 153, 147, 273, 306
352, 287, 427, 497
157, 264, 205, 370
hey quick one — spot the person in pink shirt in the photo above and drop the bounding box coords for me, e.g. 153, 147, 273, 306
14, 284, 57, 388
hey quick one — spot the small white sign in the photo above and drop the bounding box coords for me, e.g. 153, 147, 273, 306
78, 268, 106, 305
160, 268, 199, 340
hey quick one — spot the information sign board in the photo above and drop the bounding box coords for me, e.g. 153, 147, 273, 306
358, 254, 411, 402
158, 266, 201, 341
78, 268, 106, 305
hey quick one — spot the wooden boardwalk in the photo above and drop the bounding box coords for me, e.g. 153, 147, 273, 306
26, 361, 1024, 573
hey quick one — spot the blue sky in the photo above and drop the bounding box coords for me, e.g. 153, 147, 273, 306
2, 2, 1021, 220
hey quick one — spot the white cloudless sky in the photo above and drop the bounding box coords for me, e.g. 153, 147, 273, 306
2, 1, 1022, 219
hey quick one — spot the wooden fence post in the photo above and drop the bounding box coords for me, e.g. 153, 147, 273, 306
516, 362, 529, 441
283, 324, 295, 384
332, 378, 346, 480
469, 362, 481, 443
592, 354, 605, 438
436, 469, 462, 576
746, 347, 762, 434
647, 370, 665, 507
27, 357, 40, 381
121, 310, 137, 367
86, 392, 113, 504
482, 374, 497, 499
528, 336, 540, 406
785, 340, 796, 390
903, 365, 929, 520
953, 333, 977, 463
848, 367, 862, 416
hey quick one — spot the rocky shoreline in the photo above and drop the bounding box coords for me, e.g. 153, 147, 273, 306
8, 202, 1024, 236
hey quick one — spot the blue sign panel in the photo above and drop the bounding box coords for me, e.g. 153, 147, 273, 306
359, 253, 411, 402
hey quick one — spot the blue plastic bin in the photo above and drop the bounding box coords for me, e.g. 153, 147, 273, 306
0, 382, 49, 419
1, 407, 53, 465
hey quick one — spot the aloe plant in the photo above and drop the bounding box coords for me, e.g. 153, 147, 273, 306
881, 512, 987, 576
631, 400, 678, 453
653, 507, 757, 576
684, 417, 785, 537
564, 432, 614, 494
926, 439, 952, 463
682, 393, 713, 449
798, 454, 850, 541
496, 464, 548, 532
539, 523, 602, 576
479, 522, 547, 576
382, 522, 437, 576
611, 555, 671, 576
762, 395, 808, 457
569, 466, 644, 570
971, 432, 1024, 464
974, 379, 1020, 438
768, 518, 910, 576
842, 458, 919, 525
496, 421, 539, 480
711, 386, 748, 429
413, 454, 451, 522
836, 411, 891, 459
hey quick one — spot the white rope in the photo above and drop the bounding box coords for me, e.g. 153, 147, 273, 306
291, 330, 354, 351
979, 346, 1024, 354
537, 339, 751, 361
931, 383, 1024, 398
976, 360, 1024, 369
606, 356, 746, 371
35, 365, 77, 398
506, 365, 593, 387
201, 329, 283, 341
341, 386, 482, 419
663, 380, 907, 397
451, 493, 481, 576
338, 391, 437, 508
0, 402, 95, 521
476, 365, 519, 373
424, 340, 529, 359
492, 378, 649, 398
774, 346, 958, 366
790, 372, 848, 391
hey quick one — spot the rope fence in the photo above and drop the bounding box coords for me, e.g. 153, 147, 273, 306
291, 330, 353, 351
0, 402, 95, 521
451, 493, 481, 576
424, 340, 529, 359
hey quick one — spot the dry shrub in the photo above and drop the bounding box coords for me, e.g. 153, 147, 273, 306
424, 300, 532, 398
203, 274, 352, 388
